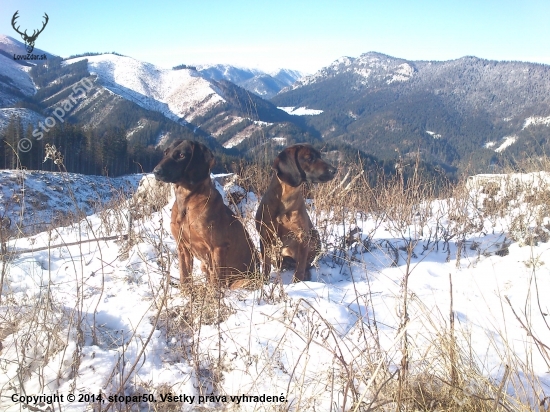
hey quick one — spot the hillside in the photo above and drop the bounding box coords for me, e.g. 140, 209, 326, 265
272, 52, 550, 173
5, 33, 550, 177
0, 35, 314, 165
0, 169, 549, 410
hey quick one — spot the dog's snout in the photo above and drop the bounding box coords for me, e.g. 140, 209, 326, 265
153, 166, 164, 179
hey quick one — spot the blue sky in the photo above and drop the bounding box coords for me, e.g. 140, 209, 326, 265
1, 0, 549, 73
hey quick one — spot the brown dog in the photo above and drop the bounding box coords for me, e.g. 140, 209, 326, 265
256, 144, 336, 282
153, 140, 257, 289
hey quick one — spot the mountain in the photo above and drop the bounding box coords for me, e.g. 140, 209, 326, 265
0, 36, 38, 105
64, 54, 306, 148
272, 52, 550, 172
5, 32, 550, 177
271, 68, 303, 86
197, 64, 303, 99
0, 35, 313, 160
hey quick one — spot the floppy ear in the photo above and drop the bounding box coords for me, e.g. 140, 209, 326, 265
273, 147, 303, 187
200, 143, 215, 169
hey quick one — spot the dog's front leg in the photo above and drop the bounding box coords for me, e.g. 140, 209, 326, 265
176, 241, 193, 285
293, 242, 311, 282
211, 243, 230, 286
259, 238, 273, 281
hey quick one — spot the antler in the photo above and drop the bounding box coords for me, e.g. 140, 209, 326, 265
11, 11, 49, 41
11, 11, 27, 37
32, 13, 49, 39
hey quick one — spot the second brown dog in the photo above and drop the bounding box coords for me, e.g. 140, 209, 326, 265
153, 139, 257, 289
256, 144, 336, 282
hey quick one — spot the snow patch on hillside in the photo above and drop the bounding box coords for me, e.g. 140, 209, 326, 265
495, 135, 517, 153
278, 106, 323, 116
523, 115, 550, 129
0, 108, 43, 131
426, 130, 442, 139
387, 63, 415, 84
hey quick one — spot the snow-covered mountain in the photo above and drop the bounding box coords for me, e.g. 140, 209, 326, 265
0, 34, 53, 58
197, 64, 303, 99
0, 36, 38, 106
283, 52, 414, 91
273, 51, 550, 173
62, 54, 302, 126
63, 55, 294, 145
0, 37, 305, 151
66, 54, 226, 124
270, 68, 303, 86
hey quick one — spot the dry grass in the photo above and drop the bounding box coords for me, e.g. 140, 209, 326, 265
1, 146, 549, 411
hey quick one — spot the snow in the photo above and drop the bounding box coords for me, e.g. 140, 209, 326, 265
523, 115, 550, 129
0, 34, 50, 58
0, 169, 140, 236
1, 170, 549, 410
386, 63, 415, 84
0, 108, 43, 132
426, 130, 442, 139
0, 38, 36, 108
65, 54, 226, 123
290, 53, 414, 90
223, 136, 246, 148
278, 106, 324, 116
271, 137, 287, 145
494, 135, 517, 152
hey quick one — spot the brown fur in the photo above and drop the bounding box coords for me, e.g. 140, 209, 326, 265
153, 140, 257, 289
255, 144, 336, 282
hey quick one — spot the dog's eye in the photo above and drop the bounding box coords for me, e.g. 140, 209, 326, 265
179, 152, 185, 159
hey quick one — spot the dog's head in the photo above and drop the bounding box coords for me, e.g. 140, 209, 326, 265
273, 144, 336, 187
153, 140, 215, 185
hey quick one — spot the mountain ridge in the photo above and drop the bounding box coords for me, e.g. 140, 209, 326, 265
196, 64, 303, 99
272, 51, 550, 172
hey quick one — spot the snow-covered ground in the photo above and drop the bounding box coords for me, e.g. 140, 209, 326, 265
0, 108, 44, 132
0, 169, 140, 236
0, 171, 549, 411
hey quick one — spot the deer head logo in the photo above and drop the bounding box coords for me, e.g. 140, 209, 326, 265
11, 11, 49, 54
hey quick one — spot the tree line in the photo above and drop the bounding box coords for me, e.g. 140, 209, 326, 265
1, 116, 162, 175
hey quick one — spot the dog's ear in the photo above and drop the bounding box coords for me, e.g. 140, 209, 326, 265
273, 147, 303, 187
198, 142, 215, 169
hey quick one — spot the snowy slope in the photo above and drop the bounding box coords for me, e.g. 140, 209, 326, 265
0, 54, 35, 97
0, 171, 549, 411
0, 169, 140, 236
286, 52, 414, 91
0, 108, 43, 132
0, 34, 52, 58
270, 68, 304, 86
0, 37, 36, 107
65, 54, 226, 124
